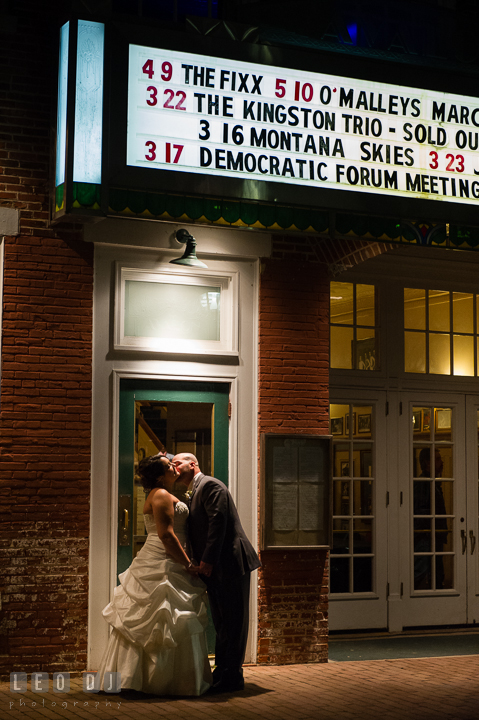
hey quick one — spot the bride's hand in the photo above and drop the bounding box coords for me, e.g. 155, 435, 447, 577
186, 561, 200, 576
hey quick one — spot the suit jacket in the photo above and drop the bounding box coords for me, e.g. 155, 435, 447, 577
188, 474, 261, 579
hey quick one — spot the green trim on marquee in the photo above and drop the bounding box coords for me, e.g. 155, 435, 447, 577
66, 181, 479, 250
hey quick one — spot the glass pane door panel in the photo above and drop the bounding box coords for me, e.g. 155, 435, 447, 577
330, 557, 349, 593
412, 407, 432, 441
353, 480, 372, 515
353, 557, 372, 592
438, 555, 454, 590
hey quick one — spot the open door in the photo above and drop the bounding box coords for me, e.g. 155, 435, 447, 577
118, 379, 229, 652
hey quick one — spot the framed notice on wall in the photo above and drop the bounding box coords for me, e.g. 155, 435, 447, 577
260, 434, 332, 550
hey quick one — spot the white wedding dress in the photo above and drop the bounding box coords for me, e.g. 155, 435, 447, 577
98, 501, 212, 695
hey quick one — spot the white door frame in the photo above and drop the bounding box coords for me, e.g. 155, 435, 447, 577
87, 241, 261, 670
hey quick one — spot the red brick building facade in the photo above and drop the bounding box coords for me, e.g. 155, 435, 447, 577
0, 2, 93, 675
0, 1, 335, 675
3, 0, 479, 679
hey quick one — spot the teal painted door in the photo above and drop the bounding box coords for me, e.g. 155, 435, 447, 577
118, 378, 229, 575
118, 379, 229, 654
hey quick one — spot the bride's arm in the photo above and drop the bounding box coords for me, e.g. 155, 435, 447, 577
151, 489, 193, 569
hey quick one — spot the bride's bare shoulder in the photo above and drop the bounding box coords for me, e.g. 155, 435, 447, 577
144, 487, 176, 512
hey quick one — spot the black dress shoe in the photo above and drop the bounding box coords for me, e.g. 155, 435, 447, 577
208, 679, 245, 694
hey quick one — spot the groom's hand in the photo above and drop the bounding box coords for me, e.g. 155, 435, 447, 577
198, 561, 213, 577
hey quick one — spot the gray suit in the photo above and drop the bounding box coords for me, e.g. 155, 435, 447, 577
188, 473, 260, 686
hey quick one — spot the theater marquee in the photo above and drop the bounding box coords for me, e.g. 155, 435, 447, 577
127, 43, 479, 207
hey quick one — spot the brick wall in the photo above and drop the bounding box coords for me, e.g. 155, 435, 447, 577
258, 243, 330, 664
0, 1, 93, 677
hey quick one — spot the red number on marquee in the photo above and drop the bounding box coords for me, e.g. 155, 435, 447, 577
445, 154, 465, 172
161, 62, 173, 82
142, 59, 154, 79
429, 151, 439, 170
164, 89, 175, 109
163, 89, 186, 110
446, 154, 455, 171
165, 143, 184, 163
294, 81, 313, 102
146, 86, 157, 106
145, 141, 156, 161
175, 91, 186, 110
275, 79, 286, 98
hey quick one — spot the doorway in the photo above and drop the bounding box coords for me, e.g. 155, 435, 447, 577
329, 391, 479, 631
118, 378, 230, 653
118, 378, 229, 575
398, 393, 479, 629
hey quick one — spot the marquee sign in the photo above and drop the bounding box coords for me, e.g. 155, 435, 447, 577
127, 44, 479, 208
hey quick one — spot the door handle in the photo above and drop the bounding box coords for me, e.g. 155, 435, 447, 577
118, 494, 132, 547
461, 529, 467, 555
469, 530, 476, 555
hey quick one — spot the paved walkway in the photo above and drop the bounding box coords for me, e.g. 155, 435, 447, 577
3, 656, 479, 720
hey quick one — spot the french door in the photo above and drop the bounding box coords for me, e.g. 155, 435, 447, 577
329, 390, 388, 630
330, 390, 479, 631
398, 393, 479, 628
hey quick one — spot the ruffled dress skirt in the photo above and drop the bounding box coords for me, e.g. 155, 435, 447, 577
98, 513, 212, 696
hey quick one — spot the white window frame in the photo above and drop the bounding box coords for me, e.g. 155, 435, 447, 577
114, 263, 239, 355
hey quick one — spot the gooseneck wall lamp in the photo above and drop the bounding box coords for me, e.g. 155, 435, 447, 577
170, 229, 208, 268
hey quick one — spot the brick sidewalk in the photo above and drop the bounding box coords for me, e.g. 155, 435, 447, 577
3, 656, 479, 720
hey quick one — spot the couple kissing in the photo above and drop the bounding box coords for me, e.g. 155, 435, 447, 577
98, 452, 261, 696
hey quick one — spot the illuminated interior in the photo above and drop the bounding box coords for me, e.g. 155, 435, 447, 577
132, 401, 213, 558
404, 289, 478, 375
330, 282, 377, 370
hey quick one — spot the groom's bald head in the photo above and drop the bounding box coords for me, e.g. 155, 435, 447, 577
172, 453, 200, 485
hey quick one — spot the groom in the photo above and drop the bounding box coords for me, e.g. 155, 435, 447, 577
173, 453, 261, 693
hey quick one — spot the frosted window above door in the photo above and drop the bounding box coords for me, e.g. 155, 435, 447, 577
125, 281, 221, 341
115, 266, 238, 355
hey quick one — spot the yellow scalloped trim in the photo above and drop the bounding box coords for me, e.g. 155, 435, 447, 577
231, 218, 252, 227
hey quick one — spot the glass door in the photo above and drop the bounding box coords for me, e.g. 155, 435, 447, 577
118, 379, 229, 576
399, 394, 467, 627
118, 379, 229, 655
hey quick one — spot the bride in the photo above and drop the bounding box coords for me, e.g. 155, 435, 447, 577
97, 454, 212, 695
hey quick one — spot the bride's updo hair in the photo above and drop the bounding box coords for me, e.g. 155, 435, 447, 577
137, 454, 169, 492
